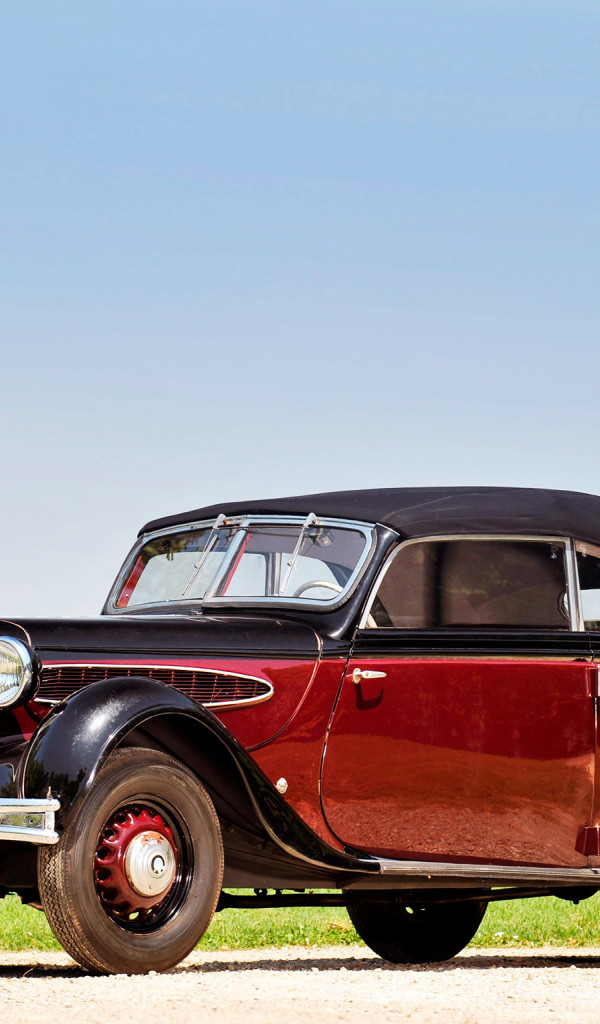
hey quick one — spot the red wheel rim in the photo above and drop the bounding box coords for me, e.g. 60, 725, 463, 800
94, 806, 178, 921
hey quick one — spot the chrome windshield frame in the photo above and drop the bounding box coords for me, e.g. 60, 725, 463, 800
105, 515, 377, 615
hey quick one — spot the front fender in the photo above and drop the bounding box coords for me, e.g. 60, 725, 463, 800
20, 677, 208, 816
20, 676, 373, 873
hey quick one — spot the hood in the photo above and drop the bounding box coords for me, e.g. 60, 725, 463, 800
9, 614, 320, 662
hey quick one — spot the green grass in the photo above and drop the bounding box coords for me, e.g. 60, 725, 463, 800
3, 891, 600, 952
472, 892, 600, 948
0, 896, 59, 951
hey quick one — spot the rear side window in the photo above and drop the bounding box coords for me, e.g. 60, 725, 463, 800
368, 539, 570, 629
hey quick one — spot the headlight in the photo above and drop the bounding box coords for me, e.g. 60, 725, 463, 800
0, 637, 36, 707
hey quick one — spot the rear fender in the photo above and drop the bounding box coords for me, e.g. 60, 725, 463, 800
20, 676, 368, 873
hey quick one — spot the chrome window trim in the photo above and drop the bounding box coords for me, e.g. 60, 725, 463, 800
359, 534, 579, 631
36, 662, 274, 709
566, 539, 584, 631
202, 522, 252, 599
105, 515, 377, 615
572, 540, 600, 631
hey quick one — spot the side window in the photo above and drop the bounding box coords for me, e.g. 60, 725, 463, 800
368, 539, 570, 629
575, 544, 600, 630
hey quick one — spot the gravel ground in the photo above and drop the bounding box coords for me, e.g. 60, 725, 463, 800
1, 946, 599, 1024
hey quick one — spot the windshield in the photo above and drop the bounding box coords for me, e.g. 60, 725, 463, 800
113, 517, 372, 610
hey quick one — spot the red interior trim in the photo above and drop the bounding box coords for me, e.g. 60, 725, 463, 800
117, 556, 145, 608
220, 534, 251, 595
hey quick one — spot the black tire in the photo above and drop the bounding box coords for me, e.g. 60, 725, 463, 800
348, 895, 486, 964
38, 746, 223, 974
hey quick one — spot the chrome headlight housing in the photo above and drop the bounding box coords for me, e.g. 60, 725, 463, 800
0, 637, 38, 708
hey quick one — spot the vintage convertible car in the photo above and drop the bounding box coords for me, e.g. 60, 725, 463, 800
1, 486, 600, 973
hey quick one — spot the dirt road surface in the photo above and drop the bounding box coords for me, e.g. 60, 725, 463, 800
1, 945, 599, 1023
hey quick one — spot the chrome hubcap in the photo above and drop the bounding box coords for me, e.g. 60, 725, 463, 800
124, 829, 177, 897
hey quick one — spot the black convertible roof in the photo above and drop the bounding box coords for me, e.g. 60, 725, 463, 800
140, 487, 600, 546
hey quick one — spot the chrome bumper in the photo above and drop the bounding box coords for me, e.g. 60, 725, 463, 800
0, 798, 60, 845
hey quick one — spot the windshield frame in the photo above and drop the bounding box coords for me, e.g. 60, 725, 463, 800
105, 514, 377, 615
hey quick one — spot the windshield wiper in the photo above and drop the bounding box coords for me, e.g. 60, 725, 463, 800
181, 513, 227, 597
279, 512, 319, 595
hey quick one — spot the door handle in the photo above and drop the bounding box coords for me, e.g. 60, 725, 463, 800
352, 668, 387, 685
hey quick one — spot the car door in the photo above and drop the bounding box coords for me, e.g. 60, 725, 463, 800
320, 536, 596, 867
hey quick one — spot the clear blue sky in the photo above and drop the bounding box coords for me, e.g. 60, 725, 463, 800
1, 0, 599, 616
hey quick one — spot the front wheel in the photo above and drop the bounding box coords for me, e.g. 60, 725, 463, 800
38, 746, 223, 974
348, 895, 486, 964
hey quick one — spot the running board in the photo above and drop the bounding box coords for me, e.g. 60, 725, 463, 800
343, 858, 600, 889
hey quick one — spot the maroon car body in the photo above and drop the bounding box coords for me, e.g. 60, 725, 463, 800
2, 486, 600, 973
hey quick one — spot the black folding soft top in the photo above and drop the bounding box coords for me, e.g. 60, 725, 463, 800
140, 487, 600, 547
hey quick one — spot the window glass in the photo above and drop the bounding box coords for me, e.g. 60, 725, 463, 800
216, 524, 363, 601
116, 526, 237, 608
282, 554, 340, 597
114, 520, 370, 608
575, 545, 600, 630
222, 553, 267, 597
368, 539, 569, 629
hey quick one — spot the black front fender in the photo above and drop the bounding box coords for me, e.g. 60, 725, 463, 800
20, 676, 373, 874
20, 677, 209, 815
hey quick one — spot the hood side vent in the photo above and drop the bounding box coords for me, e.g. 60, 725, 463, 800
37, 664, 273, 709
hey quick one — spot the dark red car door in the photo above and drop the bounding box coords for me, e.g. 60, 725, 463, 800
321, 631, 595, 866
321, 536, 597, 867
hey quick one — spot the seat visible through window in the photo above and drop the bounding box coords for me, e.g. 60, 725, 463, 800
370, 539, 569, 629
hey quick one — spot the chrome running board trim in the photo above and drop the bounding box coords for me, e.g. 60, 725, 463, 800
344, 857, 600, 889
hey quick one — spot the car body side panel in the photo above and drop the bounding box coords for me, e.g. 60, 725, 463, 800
19, 614, 322, 749
322, 641, 595, 867
33, 655, 320, 750
250, 659, 348, 846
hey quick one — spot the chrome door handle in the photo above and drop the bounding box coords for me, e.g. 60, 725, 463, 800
352, 668, 387, 685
